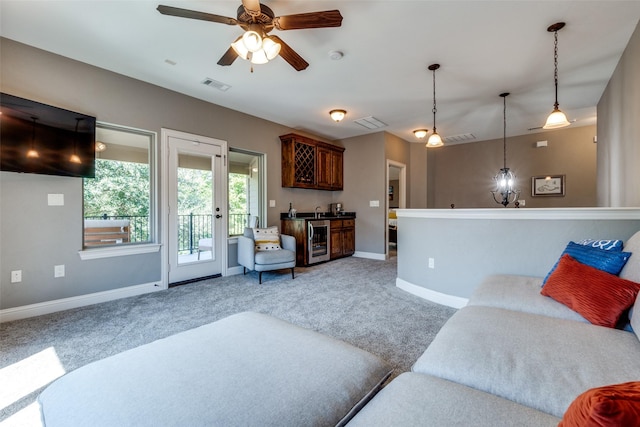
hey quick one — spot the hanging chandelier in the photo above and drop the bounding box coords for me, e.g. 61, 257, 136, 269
426, 63, 443, 148
491, 92, 520, 207
543, 22, 570, 130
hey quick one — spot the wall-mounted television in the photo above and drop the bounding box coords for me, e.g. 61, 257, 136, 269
0, 93, 96, 178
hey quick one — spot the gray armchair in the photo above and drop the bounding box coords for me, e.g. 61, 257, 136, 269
238, 228, 296, 284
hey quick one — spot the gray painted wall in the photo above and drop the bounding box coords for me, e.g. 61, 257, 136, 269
597, 20, 640, 207
426, 125, 597, 208
0, 38, 401, 310
397, 211, 640, 299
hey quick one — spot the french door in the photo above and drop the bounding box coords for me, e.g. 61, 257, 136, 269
163, 129, 227, 285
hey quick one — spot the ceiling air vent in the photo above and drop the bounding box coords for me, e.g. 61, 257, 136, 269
201, 78, 231, 92
442, 133, 476, 143
354, 116, 388, 130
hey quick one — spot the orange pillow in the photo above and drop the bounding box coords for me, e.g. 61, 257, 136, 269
560, 382, 640, 427
541, 254, 640, 328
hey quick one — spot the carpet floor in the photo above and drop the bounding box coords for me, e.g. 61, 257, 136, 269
0, 256, 456, 425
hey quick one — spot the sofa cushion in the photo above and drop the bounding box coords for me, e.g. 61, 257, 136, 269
468, 274, 588, 323
559, 381, 640, 427
39, 312, 392, 427
543, 241, 631, 285
412, 306, 640, 418
620, 231, 640, 283
254, 248, 295, 265
541, 254, 640, 328
253, 226, 281, 251
346, 373, 561, 427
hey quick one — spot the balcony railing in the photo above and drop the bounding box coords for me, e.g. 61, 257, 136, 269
84, 212, 250, 253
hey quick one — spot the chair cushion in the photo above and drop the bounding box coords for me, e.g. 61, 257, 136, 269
254, 249, 295, 265
253, 226, 281, 251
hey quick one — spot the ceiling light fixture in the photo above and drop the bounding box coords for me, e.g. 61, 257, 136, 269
491, 93, 520, 207
95, 141, 107, 152
543, 22, 571, 130
231, 24, 281, 71
427, 64, 443, 148
329, 109, 346, 122
413, 129, 428, 139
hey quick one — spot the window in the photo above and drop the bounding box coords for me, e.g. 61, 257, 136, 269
228, 149, 263, 236
83, 123, 156, 248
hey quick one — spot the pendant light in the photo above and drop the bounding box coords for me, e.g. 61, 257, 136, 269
491, 93, 520, 207
426, 64, 443, 147
543, 22, 570, 130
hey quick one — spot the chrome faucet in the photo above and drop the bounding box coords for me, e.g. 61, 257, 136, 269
315, 206, 322, 219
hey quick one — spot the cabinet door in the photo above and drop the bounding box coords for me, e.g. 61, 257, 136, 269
316, 146, 332, 189
330, 229, 343, 259
343, 227, 355, 256
330, 149, 343, 190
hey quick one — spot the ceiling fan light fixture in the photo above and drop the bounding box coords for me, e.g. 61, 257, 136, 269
329, 109, 346, 122
413, 129, 428, 139
262, 37, 281, 60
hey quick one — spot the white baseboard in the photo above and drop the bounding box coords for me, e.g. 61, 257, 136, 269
396, 278, 468, 309
226, 266, 244, 276
353, 251, 386, 261
0, 282, 162, 323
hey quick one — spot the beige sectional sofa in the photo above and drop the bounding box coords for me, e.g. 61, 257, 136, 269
349, 230, 640, 426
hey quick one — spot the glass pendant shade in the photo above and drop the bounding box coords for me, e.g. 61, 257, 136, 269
231, 37, 249, 59
543, 107, 570, 129
262, 37, 281, 60
427, 132, 443, 147
242, 30, 262, 52
249, 49, 269, 65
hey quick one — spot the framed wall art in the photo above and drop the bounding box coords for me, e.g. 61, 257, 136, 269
531, 175, 565, 197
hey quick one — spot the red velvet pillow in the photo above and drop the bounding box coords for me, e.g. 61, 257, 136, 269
541, 254, 640, 328
560, 382, 640, 427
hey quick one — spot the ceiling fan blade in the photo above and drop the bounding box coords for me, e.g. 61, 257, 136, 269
241, 0, 262, 17
157, 5, 238, 26
270, 36, 309, 71
273, 10, 343, 30
217, 46, 239, 66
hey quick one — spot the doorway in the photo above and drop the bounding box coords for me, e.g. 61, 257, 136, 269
387, 160, 406, 258
162, 129, 228, 285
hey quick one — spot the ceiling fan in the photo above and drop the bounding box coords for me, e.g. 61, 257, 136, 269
157, 0, 343, 71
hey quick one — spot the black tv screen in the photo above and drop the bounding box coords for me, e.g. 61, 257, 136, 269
0, 93, 96, 178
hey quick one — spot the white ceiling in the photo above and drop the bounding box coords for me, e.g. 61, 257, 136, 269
2, 1, 639, 144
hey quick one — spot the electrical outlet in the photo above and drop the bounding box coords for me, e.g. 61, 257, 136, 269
517, 199, 526, 207
428, 258, 435, 269
369, 200, 380, 207
11, 270, 22, 283
54, 264, 65, 278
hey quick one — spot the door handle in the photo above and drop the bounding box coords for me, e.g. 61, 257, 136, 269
216, 214, 222, 219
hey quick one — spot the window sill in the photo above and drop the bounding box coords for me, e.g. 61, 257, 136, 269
78, 243, 161, 260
